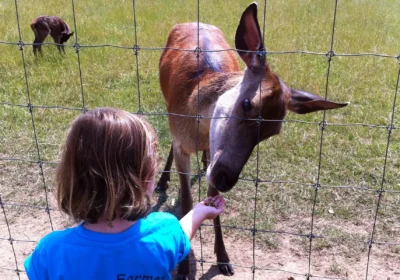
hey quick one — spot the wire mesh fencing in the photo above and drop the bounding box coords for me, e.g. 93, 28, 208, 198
0, 0, 399, 279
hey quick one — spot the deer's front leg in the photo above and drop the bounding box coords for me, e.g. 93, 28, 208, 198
201, 150, 208, 172
173, 143, 192, 279
207, 184, 234, 276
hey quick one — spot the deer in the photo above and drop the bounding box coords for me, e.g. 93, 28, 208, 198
30, 16, 74, 56
158, 2, 348, 278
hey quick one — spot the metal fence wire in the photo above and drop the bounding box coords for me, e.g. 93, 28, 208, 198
0, 0, 399, 279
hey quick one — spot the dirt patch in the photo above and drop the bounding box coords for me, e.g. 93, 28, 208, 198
1, 159, 399, 279
182, 229, 400, 279
2, 206, 399, 279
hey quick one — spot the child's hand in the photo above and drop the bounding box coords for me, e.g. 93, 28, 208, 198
194, 195, 225, 220
180, 195, 226, 240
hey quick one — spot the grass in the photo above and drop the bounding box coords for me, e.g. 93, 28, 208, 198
1, 0, 400, 278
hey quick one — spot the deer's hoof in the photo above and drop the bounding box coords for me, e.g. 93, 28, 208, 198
175, 274, 190, 280
218, 263, 234, 276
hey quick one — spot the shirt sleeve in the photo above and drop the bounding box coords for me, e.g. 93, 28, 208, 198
175, 219, 191, 263
24, 247, 46, 280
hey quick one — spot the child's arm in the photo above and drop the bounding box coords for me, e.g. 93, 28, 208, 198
179, 195, 225, 240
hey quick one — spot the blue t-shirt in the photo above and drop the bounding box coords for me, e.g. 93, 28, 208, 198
24, 212, 190, 280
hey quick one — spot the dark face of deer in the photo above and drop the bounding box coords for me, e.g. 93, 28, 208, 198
207, 72, 287, 192
206, 3, 348, 193
60, 32, 74, 44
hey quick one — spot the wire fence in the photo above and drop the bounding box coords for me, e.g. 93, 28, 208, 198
0, 0, 399, 279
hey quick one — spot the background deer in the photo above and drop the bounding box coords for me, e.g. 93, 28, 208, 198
158, 2, 348, 278
30, 16, 74, 56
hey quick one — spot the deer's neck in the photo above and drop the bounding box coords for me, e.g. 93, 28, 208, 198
190, 71, 243, 117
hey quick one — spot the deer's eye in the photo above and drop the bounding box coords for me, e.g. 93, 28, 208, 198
243, 98, 252, 111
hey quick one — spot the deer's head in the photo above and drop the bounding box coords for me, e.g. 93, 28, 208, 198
61, 31, 74, 44
206, 3, 348, 192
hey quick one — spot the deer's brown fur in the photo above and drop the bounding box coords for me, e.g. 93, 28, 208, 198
30, 16, 74, 56
158, 3, 348, 278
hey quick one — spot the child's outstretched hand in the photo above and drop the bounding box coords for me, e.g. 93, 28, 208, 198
180, 195, 226, 240
193, 195, 225, 220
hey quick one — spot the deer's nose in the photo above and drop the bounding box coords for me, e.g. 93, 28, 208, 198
212, 167, 238, 193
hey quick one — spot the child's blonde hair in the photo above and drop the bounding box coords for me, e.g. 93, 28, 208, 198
56, 107, 158, 224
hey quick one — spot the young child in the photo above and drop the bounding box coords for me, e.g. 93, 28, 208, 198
24, 107, 225, 279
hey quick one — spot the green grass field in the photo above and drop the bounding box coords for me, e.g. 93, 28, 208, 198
1, 0, 399, 278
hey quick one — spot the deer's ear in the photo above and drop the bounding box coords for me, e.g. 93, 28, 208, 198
288, 89, 349, 114
235, 3, 264, 70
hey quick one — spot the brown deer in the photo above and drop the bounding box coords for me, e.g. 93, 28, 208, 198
30, 16, 74, 56
158, 2, 348, 278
